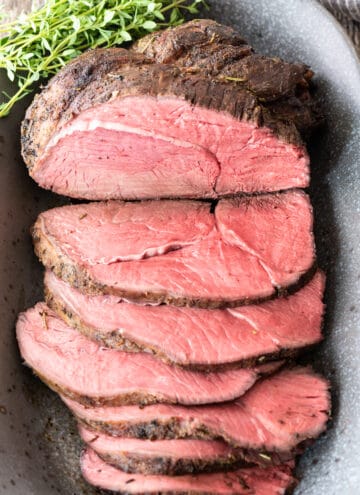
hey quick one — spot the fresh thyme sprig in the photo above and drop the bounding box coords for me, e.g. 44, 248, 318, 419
0, 0, 207, 117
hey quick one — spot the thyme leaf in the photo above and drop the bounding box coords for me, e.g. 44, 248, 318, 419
0, 0, 207, 117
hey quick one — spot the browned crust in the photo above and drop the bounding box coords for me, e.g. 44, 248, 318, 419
96, 488, 243, 495
32, 212, 317, 309
131, 20, 311, 100
81, 415, 215, 441
131, 19, 321, 135
81, 447, 298, 495
95, 451, 251, 476
92, 445, 301, 475
96, 482, 298, 495
21, 44, 307, 174
79, 419, 302, 468
131, 19, 251, 65
98, 487, 298, 495
93, 477, 298, 495
45, 285, 322, 371
76, 409, 327, 460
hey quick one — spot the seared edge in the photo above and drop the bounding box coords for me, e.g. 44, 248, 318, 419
132, 19, 322, 134
132, 19, 310, 99
78, 418, 303, 470
95, 451, 289, 476
80, 449, 298, 495
77, 415, 326, 460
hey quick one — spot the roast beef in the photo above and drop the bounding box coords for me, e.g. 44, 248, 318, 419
63, 367, 330, 456
45, 270, 325, 369
132, 19, 319, 133
81, 448, 296, 494
79, 425, 248, 475
132, 20, 308, 100
16, 304, 283, 407
21, 45, 311, 200
32, 192, 315, 308
79, 425, 296, 473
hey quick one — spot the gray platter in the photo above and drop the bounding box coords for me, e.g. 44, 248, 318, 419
0, 0, 359, 493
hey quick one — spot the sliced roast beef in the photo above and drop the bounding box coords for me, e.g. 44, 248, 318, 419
79, 425, 249, 475
33, 192, 315, 308
16, 304, 282, 407
79, 425, 295, 473
45, 270, 324, 369
64, 367, 330, 457
81, 448, 296, 495
21, 46, 311, 200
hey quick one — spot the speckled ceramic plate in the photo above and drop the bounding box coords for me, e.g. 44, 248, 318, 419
0, 0, 359, 493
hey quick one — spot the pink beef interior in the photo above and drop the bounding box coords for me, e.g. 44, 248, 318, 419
45, 270, 324, 367
81, 448, 295, 494
40, 200, 214, 265
16, 303, 279, 406
216, 195, 314, 284
38, 191, 315, 304
32, 97, 309, 200
63, 367, 330, 453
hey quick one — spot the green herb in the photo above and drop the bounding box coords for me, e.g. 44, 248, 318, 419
0, 0, 207, 117
223, 76, 246, 82
258, 453, 272, 461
